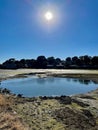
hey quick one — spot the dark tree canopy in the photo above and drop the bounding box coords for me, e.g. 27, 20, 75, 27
36, 56, 47, 68
1, 55, 98, 69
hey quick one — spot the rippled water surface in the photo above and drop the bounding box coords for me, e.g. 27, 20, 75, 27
1, 76, 98, 97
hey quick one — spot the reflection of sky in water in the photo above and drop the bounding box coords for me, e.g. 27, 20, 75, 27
1, 77, 98, 97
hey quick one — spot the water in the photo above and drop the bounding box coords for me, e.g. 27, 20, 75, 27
1, 76, 98, 97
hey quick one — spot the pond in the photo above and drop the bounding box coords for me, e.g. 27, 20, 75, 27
1, 76, 98, 97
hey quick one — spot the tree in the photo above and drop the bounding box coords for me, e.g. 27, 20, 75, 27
91, 56, 98, 66
0, 64, 2, 69
36, 56, 47, 68
19, 59, 27, 68
26, 59, 36, 68
72, 56, 79, 65
1, 55, 98, 69
47, 57, 56, 68
55, 58, 62, 65
83, 55, 91, 65
79, 56, 84, 66
65, 57, 72, 67
3, 58, 17, 69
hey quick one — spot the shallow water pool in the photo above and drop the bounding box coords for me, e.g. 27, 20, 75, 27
1, 76, 98, 97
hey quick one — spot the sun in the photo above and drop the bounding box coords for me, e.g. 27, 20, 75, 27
44, 11, 53, 21
37, 5, 61, 29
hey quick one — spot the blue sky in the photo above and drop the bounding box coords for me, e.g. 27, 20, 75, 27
0, 0, 98, 63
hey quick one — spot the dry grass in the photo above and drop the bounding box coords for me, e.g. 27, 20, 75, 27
0, 94, 13, 107
0, 94, 30, 130
0, 94, 6, 106
0, 112, 29, 130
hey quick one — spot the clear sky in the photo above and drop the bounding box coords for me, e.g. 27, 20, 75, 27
0, 0, 98, 63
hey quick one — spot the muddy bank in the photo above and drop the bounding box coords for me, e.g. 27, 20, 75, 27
0, 88, 98, 130
1, 69, 98, 83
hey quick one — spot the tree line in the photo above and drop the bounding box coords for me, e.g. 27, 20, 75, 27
0, 55, 98, 69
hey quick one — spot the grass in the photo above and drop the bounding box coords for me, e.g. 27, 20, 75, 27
0, 94, 6, 106
0, 94, 29, 130
42, 118, 65, 130
71, 102, 83, 109
96, 118, 98, 124
0, 92, 98, 130
0, 112, 29, 130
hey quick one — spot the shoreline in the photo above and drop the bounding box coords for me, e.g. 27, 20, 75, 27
0, 69, 98, 129
0, 68, 98, 98
0, 88, 98, 130
1, 69, 98, 82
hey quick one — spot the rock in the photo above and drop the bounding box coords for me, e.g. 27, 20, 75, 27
79, 95, 96, 100
17, 94, 23, 98
7, 107, 12, 111
53, 107, 96, 130
58, 96, 72, 105
2, 88, 11, 94
82, 109, 93, 118
13, 111, 17, 114
72, 98, 89, 107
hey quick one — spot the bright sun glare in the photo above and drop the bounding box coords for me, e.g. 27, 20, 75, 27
44, 11, 53, 21
37, 5, 61, 29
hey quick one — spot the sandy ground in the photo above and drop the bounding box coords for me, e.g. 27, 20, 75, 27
0, 69, 98, 80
